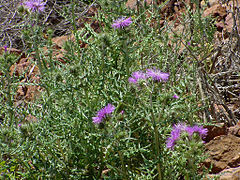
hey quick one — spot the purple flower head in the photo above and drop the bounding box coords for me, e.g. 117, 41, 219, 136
146, 68, 169, 82
173, 94, 179, 99
92, 116, 101, 124
185, 126, 195, 137
128, 71, 147, 84
166, 123, 187, 149
4, 45, 7, 52
24, 0, 46, 12
186, 125, 208, 138
166, 127, 181, 149
92, 104, 115, 124
166, 123, 208, 150
112, 17, 132, 29
173, 123, 187, 131
18, 124, 22, 127
120, 110, 124, 115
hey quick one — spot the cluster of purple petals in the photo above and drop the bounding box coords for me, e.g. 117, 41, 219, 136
4, 46, 7, 53
173, 94, 179, 99
185, 125, 208, 138
146, 69, 169, 82
128, 71, 147, 84
92, 104, 115, 124
166, 123, 186, 149
128, 68, 169, 85
166, 123, 208, 150
23, 0, 46, 12
112, 17, 132, 29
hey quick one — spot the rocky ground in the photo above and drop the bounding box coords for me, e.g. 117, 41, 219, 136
0, 0, 240, 179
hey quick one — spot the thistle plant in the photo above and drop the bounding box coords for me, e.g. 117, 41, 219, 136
92, 104, 115, 124
166, 123, 208, 179
112, 17, 132, 29
128, 68, 170, 179
112, 16, 133, 75
21, 0, 47, 74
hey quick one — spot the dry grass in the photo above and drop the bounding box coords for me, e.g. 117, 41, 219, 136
0, 0, 93, 49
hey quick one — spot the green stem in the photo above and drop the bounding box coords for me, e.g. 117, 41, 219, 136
32, 14, 44, 74
71, 0, 77, 33
100, 43, 106, 90
149, 90, 162, 180
3, 52, 14, 125
97, 147, 105, 179
34, 46, 43, 74
118, 151, 128, 179
123, 39, 130, 76
5, 68, 14, 125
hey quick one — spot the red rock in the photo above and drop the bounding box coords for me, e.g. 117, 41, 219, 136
52, 34, 75, 49
203, 4, 227, 18
208, 0, 219, 7
0, 47, 23, 56
10, 57, 31, 76
204, 123, 228, 143
225, 13, 240, 33
216, 21, 224, 31
204, 134, 240, 173
207, 166, 240, 180
126, 0, 153, 9
229, 121, 240, 137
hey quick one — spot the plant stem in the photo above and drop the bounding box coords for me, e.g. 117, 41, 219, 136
149, 89, 162, 180
118, 150, 128, 179
32, 14, 44, 74
3, 53, 14, 125
5, 68, 14, 125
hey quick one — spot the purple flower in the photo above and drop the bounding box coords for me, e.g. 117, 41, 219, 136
166, 127, 181, 149
173, 123, 187, 131
166, 123, 187, 149
18, 124, 22, 127
120, 110, 124, 115
128, 71, 147, 84
92, 104, 115, 124
112, 17, 132, 29
24, 0, 46, 12
166, 123, 208, 150
173, 94, 179, 99
146, 68, 169, 82
4, 45, 7, 52
186, 125, 208, 138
